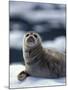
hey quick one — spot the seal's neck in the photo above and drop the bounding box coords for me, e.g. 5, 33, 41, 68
24, 43, 43, 65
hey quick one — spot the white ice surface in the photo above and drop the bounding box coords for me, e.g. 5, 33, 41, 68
10, 64, 66, 88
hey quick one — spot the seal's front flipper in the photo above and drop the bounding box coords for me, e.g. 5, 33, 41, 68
17, 71, 29, 81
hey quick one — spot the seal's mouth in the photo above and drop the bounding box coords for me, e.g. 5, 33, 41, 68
27, 36, 35, 43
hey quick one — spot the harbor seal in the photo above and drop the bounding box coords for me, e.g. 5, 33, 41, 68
17, 31, 66, 81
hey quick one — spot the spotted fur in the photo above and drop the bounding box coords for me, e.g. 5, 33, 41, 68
18, 32, 66, 81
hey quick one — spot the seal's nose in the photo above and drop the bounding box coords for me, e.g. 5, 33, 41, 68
27, 36, 35, 42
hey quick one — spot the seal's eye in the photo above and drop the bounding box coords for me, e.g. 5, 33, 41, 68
26, 34, 29, 37
34, 34, 37, 38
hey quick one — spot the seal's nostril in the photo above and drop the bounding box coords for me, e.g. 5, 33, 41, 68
29, 36, 34, 39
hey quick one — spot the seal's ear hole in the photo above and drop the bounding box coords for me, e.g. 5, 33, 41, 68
26, 34, 29, 37
34, 34, 37, 38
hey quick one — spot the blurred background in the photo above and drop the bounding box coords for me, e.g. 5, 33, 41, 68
9, 1, 66, 64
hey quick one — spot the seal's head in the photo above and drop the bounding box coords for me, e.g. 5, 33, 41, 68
23, 32, 41, 48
